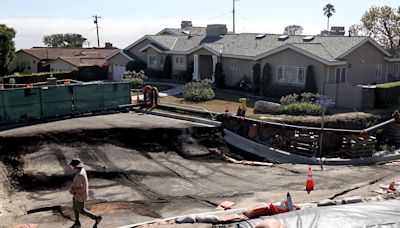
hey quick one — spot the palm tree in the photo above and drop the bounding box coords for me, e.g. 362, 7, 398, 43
323, 3, 335, 32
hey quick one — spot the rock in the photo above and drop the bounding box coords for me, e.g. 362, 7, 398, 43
253, 101, 283, 114
317, 199, 336, 207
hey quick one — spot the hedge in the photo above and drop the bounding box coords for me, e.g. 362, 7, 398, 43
265, 84, 305, 99
2, 65, 107, 84
375, 81, 400, 108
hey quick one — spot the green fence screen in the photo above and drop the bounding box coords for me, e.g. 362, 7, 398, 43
0, 82, 131, 124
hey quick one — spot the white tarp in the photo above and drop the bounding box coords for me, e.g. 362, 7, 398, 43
236, 199, 400, 228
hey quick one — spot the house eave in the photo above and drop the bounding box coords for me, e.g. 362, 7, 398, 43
384, 57, 400, 62
104, 50, 133, 61
337, 37, 392, 59
139, 44, 164, 53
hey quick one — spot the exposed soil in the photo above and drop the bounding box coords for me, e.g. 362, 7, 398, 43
1, 113, 400, 227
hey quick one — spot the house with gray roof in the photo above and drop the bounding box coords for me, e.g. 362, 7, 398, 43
106, 21, 400, 108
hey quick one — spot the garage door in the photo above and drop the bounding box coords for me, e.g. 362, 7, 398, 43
112, 65, 126, 81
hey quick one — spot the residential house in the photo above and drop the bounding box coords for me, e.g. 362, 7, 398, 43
106, 21, 400, 108
9, 43, 118, 73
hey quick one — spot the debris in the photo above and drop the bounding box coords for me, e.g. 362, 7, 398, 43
196, 215, 219, 223
216, 201, 236, 211
209, 148, 273, 166
342, 196, 363, 204
317, 199, 336, 207
175, 215, 195, 224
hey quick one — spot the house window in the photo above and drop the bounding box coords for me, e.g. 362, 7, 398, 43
159, 56, 165, 67
335, 67, 346, 83
230, 59, 238, 70
376, 64, 382, 79
175, 56, 184, 67
276, 66, 305, 84
148, 55, 157, 67
394, 63, 399, 78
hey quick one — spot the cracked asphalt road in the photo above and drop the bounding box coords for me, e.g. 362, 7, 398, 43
0, 113, 399, 228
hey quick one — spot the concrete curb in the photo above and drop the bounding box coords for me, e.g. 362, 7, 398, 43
133, 108, 221, 127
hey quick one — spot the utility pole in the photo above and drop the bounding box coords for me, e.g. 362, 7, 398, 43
92, 15, 102, 47
232, 0, 236, 33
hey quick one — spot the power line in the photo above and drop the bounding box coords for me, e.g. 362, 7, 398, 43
92, 15, 102, 47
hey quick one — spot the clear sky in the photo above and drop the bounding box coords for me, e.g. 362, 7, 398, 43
1, 0, 398, 49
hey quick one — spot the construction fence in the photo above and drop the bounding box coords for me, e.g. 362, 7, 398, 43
0, 82, 131, 123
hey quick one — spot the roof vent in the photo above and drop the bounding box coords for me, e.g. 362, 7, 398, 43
303, 36, 314, 42
256, 34, 266, 39
278, 35, 289, 41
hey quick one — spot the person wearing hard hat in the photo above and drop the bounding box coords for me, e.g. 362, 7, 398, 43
69, 158, 102, 228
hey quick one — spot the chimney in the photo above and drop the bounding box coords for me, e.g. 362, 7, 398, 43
105, 42, 113, 48
181, 21, 193, 29
206, 24, 228, 37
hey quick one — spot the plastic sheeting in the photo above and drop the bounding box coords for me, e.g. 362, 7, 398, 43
236, 199, 400, 228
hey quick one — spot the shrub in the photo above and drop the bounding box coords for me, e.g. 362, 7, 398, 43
3, 65, 108, 84
280, 93, 299, 105
76, 65, 107, 81
375, 81, 400, 108
163, 55, 172, 79
305, 65, 317, 93
126, 60, 147, 72
261, 63, 272, 96
145, 69, 163, 78
183, 79, 215, 102
253, 63, 261, 95
122, 70, 147, 89
283, 102, 323, 116
234, 75, 252, 92
3, 71, 73, 84
300, 92, 320, 103
266, 85, 305, 99
215, 62, 225, 88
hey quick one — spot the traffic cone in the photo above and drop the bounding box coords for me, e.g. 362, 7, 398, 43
224, 104, 229, 113
305, 166, 314, 194
389, 181, 396, 191
286, 192, 294, 211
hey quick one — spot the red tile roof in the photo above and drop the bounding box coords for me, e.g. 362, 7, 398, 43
52, 57, 107, 67
20, 47, 118, 60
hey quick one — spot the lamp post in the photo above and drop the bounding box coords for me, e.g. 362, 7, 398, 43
316, 96, 335, 158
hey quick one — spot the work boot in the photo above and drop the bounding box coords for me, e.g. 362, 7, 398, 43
70, 221, 81, 228
93, 216, 102, 227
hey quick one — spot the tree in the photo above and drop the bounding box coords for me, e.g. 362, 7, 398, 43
283, 25, 304, 35
0, 24, 16, 76
348, 24, 365, 36
261, 63, 272, 96
323, 3, 335, 32
43, 33, 87, 48
305, 65, 317, 93
359, 5, 400, 54
126, 60, 147, 72
214, 62, 225, 88
252, 63, 261, 94
163, 55, 172, 79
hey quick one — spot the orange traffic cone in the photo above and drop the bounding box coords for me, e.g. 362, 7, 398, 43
389, 181, 396, 191
305, 166, 314, 194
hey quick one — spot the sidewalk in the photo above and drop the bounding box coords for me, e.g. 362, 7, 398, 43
131, 82, 183, 102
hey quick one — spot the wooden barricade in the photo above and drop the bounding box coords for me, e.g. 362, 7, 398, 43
341, 135, 376, 158
290, 130, 319, 157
